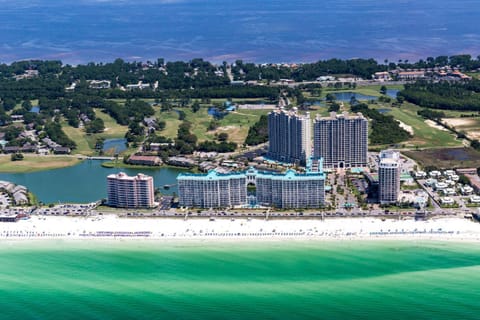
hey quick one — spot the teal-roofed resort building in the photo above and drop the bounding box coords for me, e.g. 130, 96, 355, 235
177, 158, 325, 209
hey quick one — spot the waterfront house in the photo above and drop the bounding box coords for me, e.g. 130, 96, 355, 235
21, 144, 37, 153
127, 155, 162, 166
3, 146, 20, 154
167, 156, 196, 168
53, 147, 71, 154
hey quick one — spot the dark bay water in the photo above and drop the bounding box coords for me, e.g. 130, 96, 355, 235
0, 0, 478, 64
0, 161, 183, 204
0, 240, 479, 320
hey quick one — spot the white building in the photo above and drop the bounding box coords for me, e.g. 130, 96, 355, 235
461, 185, 474, 195
267, 107, 311, 165
441, 188, 456, 196
313, 112, 368, 169
414, 171, 427, 178
443, 170, 455, 177
434, 182, 448, 190
440, 197, 454, 205
178, 158, 325, 209
429, 170, 442, 178
470, 195, 480, 204
378, 150, 401, 204
107, 172, 156, 208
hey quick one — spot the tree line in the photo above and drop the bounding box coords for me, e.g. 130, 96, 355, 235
399, 80, 480, 111
351, 103, 412, 145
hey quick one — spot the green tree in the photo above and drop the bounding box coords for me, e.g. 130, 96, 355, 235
325, 93, 336, 102
380, 85, 387, 95
471, 140, 480, 150
22, 100, 32, 111
328, 102, 340, 112
191, 101, 201, 113
10, 153, 24, 161
218, 132, 228, 141
85, 118, 105, 133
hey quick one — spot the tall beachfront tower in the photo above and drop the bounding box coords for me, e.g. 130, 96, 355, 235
177, 158, 325, 209
177, 171, 247, 208
267, 107, 311, 165
107, 172, 156, 208
313, 111, 368, 169
378, 150, 401, 204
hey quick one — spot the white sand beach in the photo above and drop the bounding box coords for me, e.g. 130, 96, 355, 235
1, 215, 480, 242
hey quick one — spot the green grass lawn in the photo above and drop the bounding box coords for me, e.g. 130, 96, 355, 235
218, 109, 268, 144
94, 110, 128, 138
0, 155, 81, 173
155, 106, 268, 144
62, 110, 129, 155
368, 102, 462, 148
61, 120, 93, 155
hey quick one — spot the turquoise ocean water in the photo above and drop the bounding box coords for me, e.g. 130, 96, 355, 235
0, 240, 479, 319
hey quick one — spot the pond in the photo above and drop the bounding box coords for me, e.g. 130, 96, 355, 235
102, 138, 127, 153
332, 92, 377, 102
0, 161, 186, 204
377, 108, 392, 114
30, 106, 40, 113
386, 89, 399, 98
208, 107, 228, 119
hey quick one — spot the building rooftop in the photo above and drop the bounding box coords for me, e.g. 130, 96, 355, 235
270, 107, 310, 119
107, 172, 153, 181
379, 150, 400, 166
315, 111, 365, 121
178, 158, 325, 181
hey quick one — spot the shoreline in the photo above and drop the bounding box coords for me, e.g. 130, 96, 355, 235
101, 161, 194, 172
1, 215, 479, 243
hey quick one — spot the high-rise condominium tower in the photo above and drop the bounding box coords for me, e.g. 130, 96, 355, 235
378, 150, 401, 204
313, 111, 368, 168
267, 107, 311, 165
107, 172, 156, 208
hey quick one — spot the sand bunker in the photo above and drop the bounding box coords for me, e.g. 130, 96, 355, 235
443, 118, 477, 128
424, 119, 448, 131
396, 120, 414, 135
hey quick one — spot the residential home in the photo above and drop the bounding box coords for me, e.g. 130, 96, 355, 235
53, 147, 71, 154
21, 144, 37, 153
397, 71, 425, 80
167, 156, 196, 168
373, 71, 391, 80
3, 146, 20, 153
88, 80, 111, 89
127, 155, 162, 166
